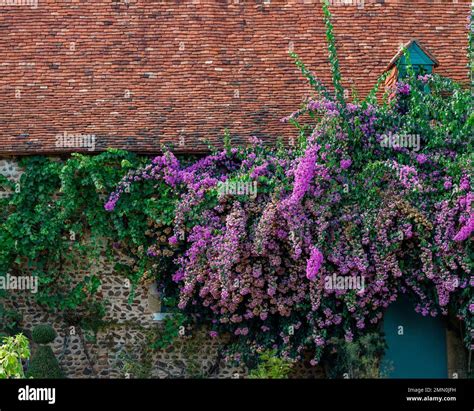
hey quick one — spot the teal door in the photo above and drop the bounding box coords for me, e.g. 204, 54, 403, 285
381, 296, 448, 378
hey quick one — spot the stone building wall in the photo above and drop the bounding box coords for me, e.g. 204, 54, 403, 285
5, 250, 323, 379
0, 156, 325, 379
1, 156, 469, 379
0, 157, 22, 199
3, 242, 252, 379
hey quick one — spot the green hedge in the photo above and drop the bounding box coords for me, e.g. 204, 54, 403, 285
31, 324, 56, 344
26, 345, 64, 379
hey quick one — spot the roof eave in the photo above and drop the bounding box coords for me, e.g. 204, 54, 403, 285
386, 39, 439, 71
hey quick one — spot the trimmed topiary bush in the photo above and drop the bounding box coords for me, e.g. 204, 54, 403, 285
26, 345, 64, 379
27, 324, 64, 379
31, 324, 56, 345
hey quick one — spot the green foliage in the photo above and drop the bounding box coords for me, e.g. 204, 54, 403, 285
223, 128, 233, 158
248, 350, 293, 379
0, 303, 22, 336
116, 348, 152, 379
27, 324, 63, 378
322, 0, 346, 110
0, 333, 30, 379
0, 149, 179, 335
290, 53, 331, 101
364, 71, 390, 106
149, 313, 186, 351
325, 333, 389, 379
26, 345, 64, 379
31, 324, 56, 344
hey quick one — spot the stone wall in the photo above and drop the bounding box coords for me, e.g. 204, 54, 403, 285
3, 248, 253, 379
0, 156, 325, 378
1, 155, 469, 379
0, 158, 22, 199
5, 254, 324, 379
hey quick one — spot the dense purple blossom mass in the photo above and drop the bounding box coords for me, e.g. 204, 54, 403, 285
105, 65, 472, 365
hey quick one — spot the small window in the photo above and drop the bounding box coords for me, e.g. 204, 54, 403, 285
385, 39, 438, 93
148, 283, 174, 321
395, 40, 437, 78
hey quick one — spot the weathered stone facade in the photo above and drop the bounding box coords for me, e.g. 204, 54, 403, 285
3, 156, 465, 379
2, 241, 247, 378
4, 253, 324, 379
0, 158, 22, 199
0, 156, 325, 378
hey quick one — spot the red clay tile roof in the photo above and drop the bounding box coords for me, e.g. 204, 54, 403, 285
0, 0, 470, 155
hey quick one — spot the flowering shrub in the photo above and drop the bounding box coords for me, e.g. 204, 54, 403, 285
106, 1, 473, 366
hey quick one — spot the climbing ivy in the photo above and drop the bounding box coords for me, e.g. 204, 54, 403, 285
0, 150, 180, 335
